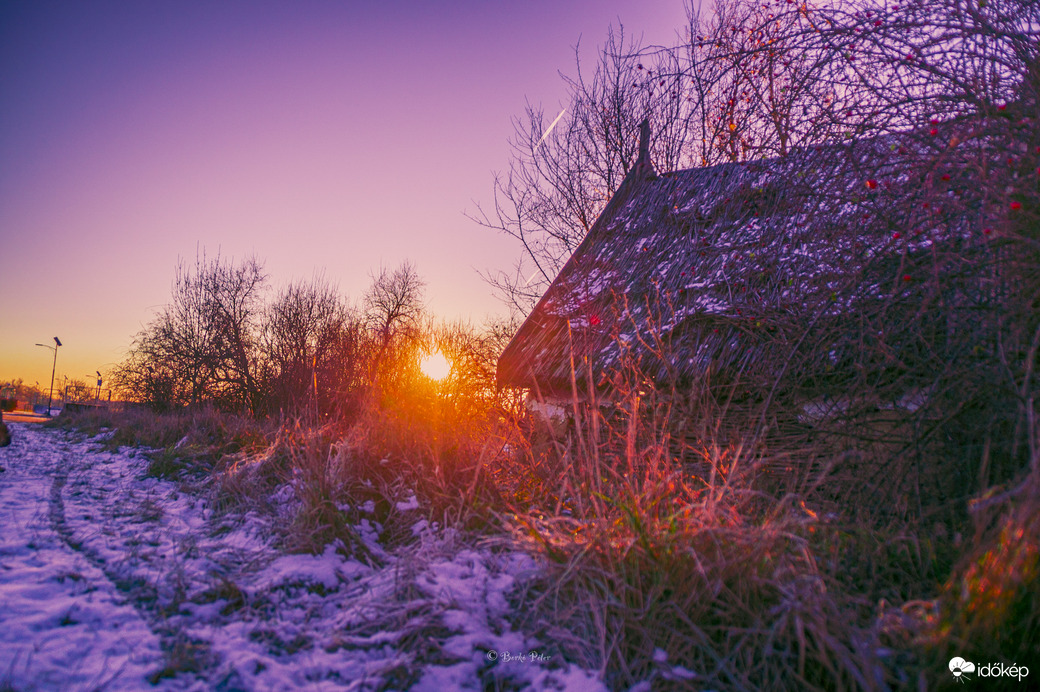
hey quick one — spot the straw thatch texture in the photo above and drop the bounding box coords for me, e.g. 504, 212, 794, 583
497, 133, 995, 400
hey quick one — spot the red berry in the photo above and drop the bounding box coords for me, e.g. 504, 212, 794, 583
983, 227, 993, 235
893, 232, 901, 239
903, 275, 912, 282
941, 174, 951, 181
865, 179, 878, 189
929, 128, 939, 136
1011, 201, 1022, 210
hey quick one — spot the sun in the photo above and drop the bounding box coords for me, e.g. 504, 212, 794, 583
419, 349, 451, 381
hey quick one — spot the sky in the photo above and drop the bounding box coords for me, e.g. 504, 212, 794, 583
0, 0, 691, 392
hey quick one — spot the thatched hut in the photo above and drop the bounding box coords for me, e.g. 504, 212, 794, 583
497, 123, 996, 413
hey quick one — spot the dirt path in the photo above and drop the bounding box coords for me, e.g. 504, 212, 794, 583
0, 423, 162, 689
0, 424, 605, 691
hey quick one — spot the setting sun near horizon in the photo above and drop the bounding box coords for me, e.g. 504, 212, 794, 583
0, 1, 689, 388
419, 350, 452, 382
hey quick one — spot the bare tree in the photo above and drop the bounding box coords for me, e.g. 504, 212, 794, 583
475, 0, 1040, 315
684, 0, 877, 161
363, 261, 427, 386
471, 26, 701, 315
115, 253, 267, 412
263, 274, 356, 416
200, 254, 267, 412
471, 4, 846, 313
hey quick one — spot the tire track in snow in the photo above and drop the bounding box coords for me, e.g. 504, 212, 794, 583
0, 423, 163, 690
5, 424, 609, 690
44, 434, 217, 685
49, 428, 233, 685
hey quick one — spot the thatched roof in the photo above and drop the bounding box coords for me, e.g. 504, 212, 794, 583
496, 131, 989, 395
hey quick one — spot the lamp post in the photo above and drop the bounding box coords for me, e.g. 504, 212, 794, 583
34, 337, 61, 416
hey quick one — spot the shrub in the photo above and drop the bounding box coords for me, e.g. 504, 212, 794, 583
919, 472, 1040, 685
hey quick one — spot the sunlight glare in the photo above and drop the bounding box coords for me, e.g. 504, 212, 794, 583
420, 350, 451, 381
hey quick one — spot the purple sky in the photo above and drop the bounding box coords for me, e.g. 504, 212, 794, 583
0, 0, 690, 390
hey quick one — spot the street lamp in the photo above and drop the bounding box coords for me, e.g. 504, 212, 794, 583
34, 336, 61, 416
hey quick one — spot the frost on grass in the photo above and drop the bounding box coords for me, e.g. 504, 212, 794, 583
0, 423, 604, 691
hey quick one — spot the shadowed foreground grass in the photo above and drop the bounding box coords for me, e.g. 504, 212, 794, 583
53, 397, 1039, 690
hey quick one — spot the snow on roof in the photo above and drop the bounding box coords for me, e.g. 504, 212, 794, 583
496, 131, 989, 394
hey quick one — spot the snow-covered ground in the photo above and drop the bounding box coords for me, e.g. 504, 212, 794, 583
0, 423, 605, 691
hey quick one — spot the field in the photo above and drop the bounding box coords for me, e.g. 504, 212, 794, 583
2, 396, 1036, 690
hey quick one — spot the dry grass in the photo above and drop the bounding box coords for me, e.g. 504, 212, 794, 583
209, 380, 512, 558
344, 383, 512, 528
917, 472, 1040, 684
52, 349, 1040, 689
492, 371, 1040, 690
501, 395, 882, 690
50, 405, 268, 479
